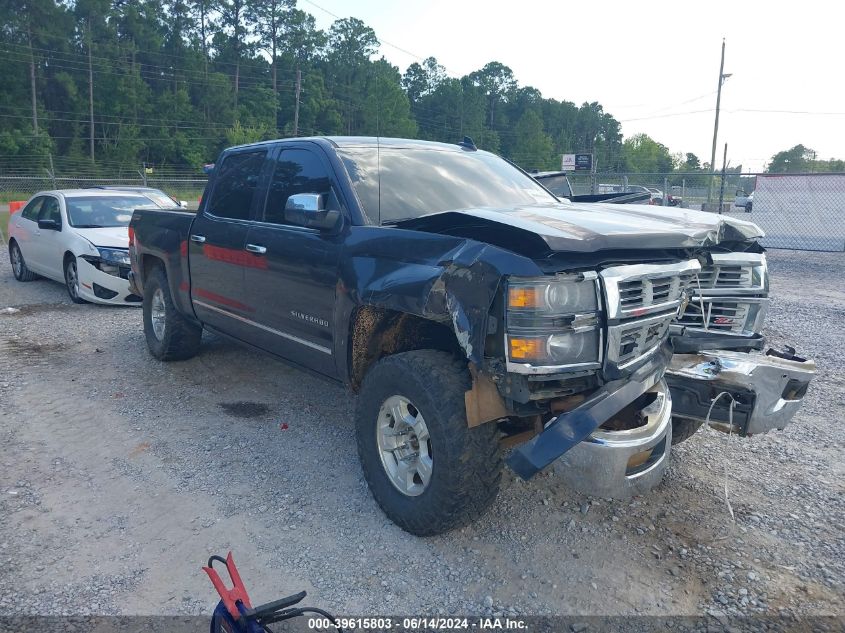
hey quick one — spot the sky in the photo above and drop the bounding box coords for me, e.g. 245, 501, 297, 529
301, 0, 845, 172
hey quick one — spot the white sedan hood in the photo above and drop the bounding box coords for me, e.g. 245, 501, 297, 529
73, 226, 129, 248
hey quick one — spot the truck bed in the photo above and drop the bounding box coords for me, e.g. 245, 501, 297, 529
129, 207, 196, 317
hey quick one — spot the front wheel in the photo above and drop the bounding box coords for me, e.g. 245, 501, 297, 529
355, 350, 503, 536
142, 265, 202, 361
64, 257, 87, 304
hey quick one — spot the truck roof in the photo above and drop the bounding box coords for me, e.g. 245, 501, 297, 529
226, 136, 479, 153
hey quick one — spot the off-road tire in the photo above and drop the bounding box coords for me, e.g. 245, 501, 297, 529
671, 416, 705, 445
355, 350, 503, 536
142, 265, 202, 361
9, 241, 37, 281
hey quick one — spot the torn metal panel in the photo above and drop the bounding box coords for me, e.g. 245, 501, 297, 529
666, 348, 816, 436
464, 364, 510, 428
669, 328, 765, 354
507, 344, 671, 480
338, 226, 541, 367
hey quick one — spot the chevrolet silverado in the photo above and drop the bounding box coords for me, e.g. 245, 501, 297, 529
128, 137, 814, 535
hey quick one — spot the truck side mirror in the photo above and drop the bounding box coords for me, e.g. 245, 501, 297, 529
284, 193, 340, 231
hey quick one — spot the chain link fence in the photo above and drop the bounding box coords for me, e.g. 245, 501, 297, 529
567, 171, 845, 252
0, 175, 208, 209
2, 164, 844, 252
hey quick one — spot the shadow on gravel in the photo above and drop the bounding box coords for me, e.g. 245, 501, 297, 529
3, 338, 68, 357
218, 401, 271, 419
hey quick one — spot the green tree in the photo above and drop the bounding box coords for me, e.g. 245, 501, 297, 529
622, 133, 674, 173
766, 144, 845, 173
402, 57, 446, 104
278, 8, 325, 64
247, 0, 293, 98
684, 152, 701, 169
358, 58, 416, 137
0, 1, 686, 173
467, 61, 516, 129
767, 144, 812, 173
218, 0, 253, 116
322, 17, 379, 134
509, 110, 553, 170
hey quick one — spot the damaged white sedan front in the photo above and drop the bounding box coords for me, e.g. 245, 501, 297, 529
7, 189, 172, 305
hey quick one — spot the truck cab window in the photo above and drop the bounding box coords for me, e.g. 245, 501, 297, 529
207, 150, 267, 221
263, 148, 333, 225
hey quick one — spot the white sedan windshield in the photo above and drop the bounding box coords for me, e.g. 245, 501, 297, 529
66, 195, 160, 228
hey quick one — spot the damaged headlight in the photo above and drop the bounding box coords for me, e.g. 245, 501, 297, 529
505, 273, 602, 371
97, 248, 130, 266
80, 248, 130, 277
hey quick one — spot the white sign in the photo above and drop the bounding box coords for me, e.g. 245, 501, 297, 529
561, 154, 576, 170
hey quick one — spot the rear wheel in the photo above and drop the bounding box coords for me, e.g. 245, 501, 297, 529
355, 350, 503, 536
142, 265, 202, 361
64, 256, 87, 304
9, 242, 37, 282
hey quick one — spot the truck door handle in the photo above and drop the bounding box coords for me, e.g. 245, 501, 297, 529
190, 234, 206, 243
245, 244, 267, 254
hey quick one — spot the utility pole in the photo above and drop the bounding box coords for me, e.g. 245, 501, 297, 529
27, 23, 38, 135
87, 17, 95, 162
718, 143, 728, 214
48, 153, 55, 188
293, 69, 301, 137
708, 39, 730, 204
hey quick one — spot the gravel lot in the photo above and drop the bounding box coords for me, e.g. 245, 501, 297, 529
0, 248, 843, 621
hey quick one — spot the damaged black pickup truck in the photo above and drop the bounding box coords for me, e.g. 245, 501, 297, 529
128, 137, 815, 536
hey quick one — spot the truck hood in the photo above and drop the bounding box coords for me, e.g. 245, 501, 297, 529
72, 226, 129, 248
585, 201, 764, 242
392, 202, 764, 255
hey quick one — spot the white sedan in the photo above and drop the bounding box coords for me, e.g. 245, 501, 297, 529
7, 189, 169, 305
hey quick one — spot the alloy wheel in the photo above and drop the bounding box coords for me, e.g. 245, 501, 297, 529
376, 395, 433, 497
66, 260, 79, 299
150, 288, 167, 341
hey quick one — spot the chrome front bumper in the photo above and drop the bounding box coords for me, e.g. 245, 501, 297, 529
553, 379, 673, 498
666, 349, 816, 436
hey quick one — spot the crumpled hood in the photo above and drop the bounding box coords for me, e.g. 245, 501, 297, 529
584, 201, 765, 243
393, 201, 764, 255
72, 226, 129, 248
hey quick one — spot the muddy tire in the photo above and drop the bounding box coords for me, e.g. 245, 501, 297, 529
355, 350, 503, 536
671, 417, 705, 445
9, 241, 37, 282
142, 265, 202, 361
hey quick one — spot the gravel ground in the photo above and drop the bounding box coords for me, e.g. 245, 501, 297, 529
0, 248, 842, 621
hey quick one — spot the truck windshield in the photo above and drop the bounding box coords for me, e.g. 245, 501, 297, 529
337, 147, 559, 224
